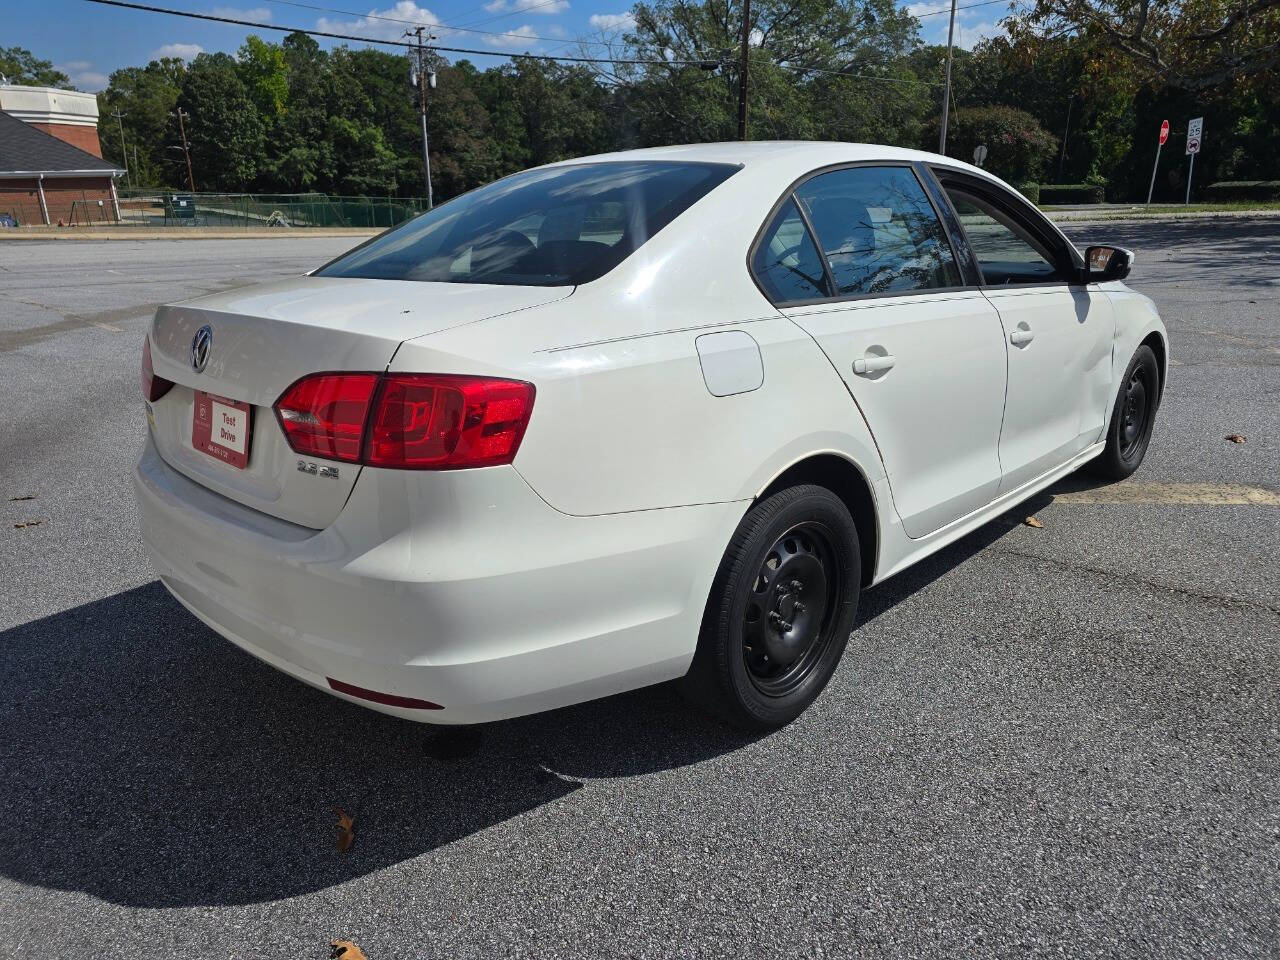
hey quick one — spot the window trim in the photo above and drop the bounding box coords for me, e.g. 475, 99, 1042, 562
747, 159, 974, 309
926, 166, 1087, 288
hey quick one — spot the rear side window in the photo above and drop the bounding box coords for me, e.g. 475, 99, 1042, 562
793, 166, 960, 297
317, 161, 738, 287
752, 198, 828, 303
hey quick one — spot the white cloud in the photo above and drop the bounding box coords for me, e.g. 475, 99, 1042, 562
151, 43, 205, 61
587, 11, 636, 31
957, 18, 1004, 47
906, 1, 952, 17
211, 5, 272, 20
483, 24, 541, 48
484, 0, 569, 13
317, 1, 444, 42
57, 62, 109, 91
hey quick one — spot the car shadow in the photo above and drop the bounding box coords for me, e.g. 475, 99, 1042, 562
855, 483, 1078, 628
1, 472, 1109, 909
0, 582, 760, 908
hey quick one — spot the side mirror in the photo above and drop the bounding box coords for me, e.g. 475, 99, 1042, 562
1085, 245, 1134, 282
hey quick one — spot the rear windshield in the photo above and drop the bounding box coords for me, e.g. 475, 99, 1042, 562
315, 161, 739, 287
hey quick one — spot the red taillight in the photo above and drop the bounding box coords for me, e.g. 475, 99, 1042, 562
273, 372, 535, 470
366, 374, 535, 469
274, 373, 380, 463
141, 337, 173, 403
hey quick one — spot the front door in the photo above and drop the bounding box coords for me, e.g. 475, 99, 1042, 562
756, 164, 1009, 539
940, 183, 1115, 493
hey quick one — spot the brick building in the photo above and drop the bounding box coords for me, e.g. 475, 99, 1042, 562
0, 109, 122, 225
0, 85, 107, 157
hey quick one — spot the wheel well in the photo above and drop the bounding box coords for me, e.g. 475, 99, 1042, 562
1141, 331, 1167, 398
758, 455, 878, 586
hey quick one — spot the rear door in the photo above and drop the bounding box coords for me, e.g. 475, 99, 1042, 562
933, 171, 1115, 493
757, 163, 1009, 538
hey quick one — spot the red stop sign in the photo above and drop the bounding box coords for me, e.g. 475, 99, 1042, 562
1159, 120, 1170, 145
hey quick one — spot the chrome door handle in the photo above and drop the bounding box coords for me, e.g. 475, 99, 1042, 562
853, 354, 896, 375
1009, 325, 1035, 347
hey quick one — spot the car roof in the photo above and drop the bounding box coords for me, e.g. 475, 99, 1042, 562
544, 141, 996, 181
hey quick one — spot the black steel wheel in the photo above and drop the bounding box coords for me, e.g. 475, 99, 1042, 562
742, 522, 842, 698
680, 484, 861, 730
1091, 344, 1161, 481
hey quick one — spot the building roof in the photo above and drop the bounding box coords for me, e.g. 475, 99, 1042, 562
0, 110, 120, 177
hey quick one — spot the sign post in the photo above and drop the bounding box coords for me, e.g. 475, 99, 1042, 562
973, 144, 988, 167
1185, 116, 1203, 205
1146, 119, 1169, 205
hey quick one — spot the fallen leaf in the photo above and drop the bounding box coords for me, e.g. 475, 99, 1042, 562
1225, 434, 1247, 444
330, 941, 368, 960
1023, 516, 1043, 528
8, 495, 35, 501
13, 520, 42, 529
334, 807, 355, 853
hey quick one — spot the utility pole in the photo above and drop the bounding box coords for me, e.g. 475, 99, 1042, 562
110, 108, 131, 190
406, 26, 436, 209
1057, 94, 1074, 183
173, 108, 195, 193
737, 0, 751, 141
938, 0, 958, 155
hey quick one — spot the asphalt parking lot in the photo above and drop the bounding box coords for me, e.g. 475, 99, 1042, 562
1, 220, 1277, 959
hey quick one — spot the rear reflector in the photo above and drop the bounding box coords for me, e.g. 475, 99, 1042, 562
141, 337, 174, 403
274, 372, 535, 471
327, 677, 443, 710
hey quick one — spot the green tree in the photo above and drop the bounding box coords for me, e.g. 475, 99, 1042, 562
175, 52, 265, 190
925, 105, 1058, 183
619, 0, 921, 144
0, 46, 71, 88
1009, 0, 1280, 92
97, 58, 186, 188
239, 35, 290, 120
266, 32, 334, 191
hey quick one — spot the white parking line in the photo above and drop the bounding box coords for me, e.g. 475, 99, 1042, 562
1053, 482, 1280, 506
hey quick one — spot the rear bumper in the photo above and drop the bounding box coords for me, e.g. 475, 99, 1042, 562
133, 437, 743, 724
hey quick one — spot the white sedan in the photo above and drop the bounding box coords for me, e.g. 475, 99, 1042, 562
134, 142, 1167, 729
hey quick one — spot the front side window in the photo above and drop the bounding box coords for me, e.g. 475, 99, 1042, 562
316, 161, 738, 287
752, 198, 828, 303
946, 191, 1070, 285
793, 166, 961, 297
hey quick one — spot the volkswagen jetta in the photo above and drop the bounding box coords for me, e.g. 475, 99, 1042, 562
133, 142, 1167, 729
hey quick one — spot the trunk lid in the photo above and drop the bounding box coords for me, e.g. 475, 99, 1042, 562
147, 276, 569, 528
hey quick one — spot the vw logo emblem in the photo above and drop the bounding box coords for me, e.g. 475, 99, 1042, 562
190, 324, 212, 373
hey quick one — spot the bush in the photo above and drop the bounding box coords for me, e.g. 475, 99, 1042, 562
1038, 183, 1106, 205
1016, 182, 1040, 204
927, 106, 1058, 184
1203, 181, 1280, 202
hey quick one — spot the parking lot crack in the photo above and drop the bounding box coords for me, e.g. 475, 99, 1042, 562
990, 546, 1280, 617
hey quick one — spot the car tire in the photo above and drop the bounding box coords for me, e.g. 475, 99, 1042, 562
1090, 344, 1161, 481
680, 484, 861, 730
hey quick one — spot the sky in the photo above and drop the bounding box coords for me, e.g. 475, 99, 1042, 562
5, 0, 1014, 93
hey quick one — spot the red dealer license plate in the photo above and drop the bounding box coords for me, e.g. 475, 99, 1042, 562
192, 391, 252, 469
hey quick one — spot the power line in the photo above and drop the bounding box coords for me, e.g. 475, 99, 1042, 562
913, 0, 1018, 18
83, 0, 711, 65
83, 0, 947, 85
259, 0, 614, 47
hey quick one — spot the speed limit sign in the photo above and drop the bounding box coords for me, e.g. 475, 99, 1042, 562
1186, 116, 1203, 155
1185, 116, 1204, 204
